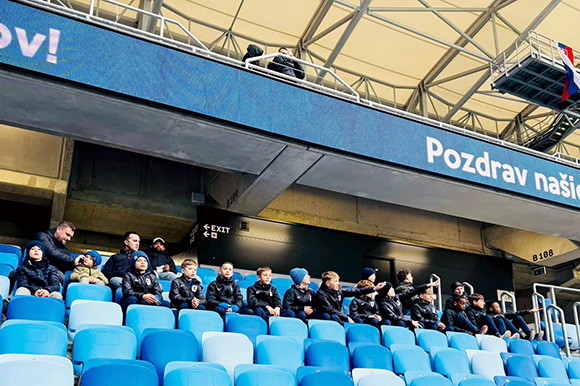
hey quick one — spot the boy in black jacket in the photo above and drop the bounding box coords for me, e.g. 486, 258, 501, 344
466, 294, 509, 338
206, 262, 253, 317
376, 282, 421, 329
169, 259, 206, 310
315, 271, 385, 324
283, 268, 317, 322
441, 295, 487, 334
486, 300, 541, 340
411, 287, 445, 331
349, 280, 385, 327
396, 268, 440, 313
121, 251, 169, 311
248, 266, 294, 320
15, 241, 62, 300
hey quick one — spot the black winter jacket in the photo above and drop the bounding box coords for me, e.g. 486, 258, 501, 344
169, 275, 205, 308
121, 267, 163, 301
441, 307, 474, 333
267, 56, 305, 79
466, 306, 487, 327
283, 285, 316, 312
396, 281, 428, 312
376, 295, 411, 323
349, 296, 380, 319
102, 249, 133, 279
143, 248, 177, 274
487, 309, 532, 321
247, 281, 281, 309
444, 294, 467, 311
33, 228, 74, 272
17, 256, 60, 293
206, 275, 243, 309
315, 284, 374, 317
411, 298, 439, 325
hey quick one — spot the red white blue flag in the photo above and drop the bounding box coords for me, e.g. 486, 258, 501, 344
558, 43, 580, 101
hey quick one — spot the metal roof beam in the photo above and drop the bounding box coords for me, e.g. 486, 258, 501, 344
370, 7, 488, 13
303, 10, 355, 49
297, 0, 335, 53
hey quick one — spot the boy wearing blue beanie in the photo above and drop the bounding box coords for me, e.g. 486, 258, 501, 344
120, 251, 169, 310
15, 241, 62, 299
283, 268, 317, 322
70, 250, 109, 285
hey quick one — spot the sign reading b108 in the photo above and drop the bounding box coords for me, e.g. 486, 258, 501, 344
202, 224, 231, 239
532, 249, 554, 262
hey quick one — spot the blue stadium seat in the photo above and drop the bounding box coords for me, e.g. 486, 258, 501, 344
566, 324, 579, 351
202, 332, 253, 381
163, 361, 227, 380
409, 374, 452, 386
198, 267, 217, 285
342, 297, 354, 314
392, 346, 431, 375
125, 304, 175, 352
537, 356, 568, 380
0, 322, 67, 356
533, 378, 571, 386
501, 351, 523, 366
0, 353, 73, 371
433, 348, 470, 378
178, 309, 223, 356
0, 252, 18, 269
415, 329, 448, 352
478, 334, 507, 354
506, 354, 538, 381
269, 316, 308, 344
235, 365, 294, 386
345, 323, 380, 345
255, 335, 303, 375
65, 283, 112, 311
494, 376, 535, 386
245, 274, 258, 282
72, 326, 136, 375
457, 379, 495, 386
382, 326, 416, 348
309, 282, 319, 291
467, 350, 505, 381
158, 279, 172, 292
309, 320, 346, 345
237, 281, 253, 290
7, 296, 65, 323
140, 329, 198, 385
79, 359, 157, 386
165, 365, 230, 386
0, 244, 21, 261
351, 344, 393, 371
68, 300, 123, 336
0, 276, 9, 299
232, 272, 244, 282
0, 358, 73, 386
226, 314, 267, 346
271, 277, 293, 293
352, 368, 404, 386
508, 338, 535, 356
450, 374, 488, 386
1, 319, 66, 333
300, 371, 354, 386
448, 332, 479, 352
568, 359, 580, 379
536, 341, 561, 358
305, 340, 350, 374
296, 366, 330, 383
0, 263, 12, 277
541, 322, 565, 348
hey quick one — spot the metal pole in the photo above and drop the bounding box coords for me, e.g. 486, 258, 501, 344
548, 304, 570, 357
462, 282, 474, 296
430, 273, 442, 311
573, 302, 580, 353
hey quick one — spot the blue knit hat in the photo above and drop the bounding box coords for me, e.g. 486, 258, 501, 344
290, 268, 308, 285
131, 251, 150, 268
25, 240, 45, 259
84, 250, 102, 266
362, 267, 376, 280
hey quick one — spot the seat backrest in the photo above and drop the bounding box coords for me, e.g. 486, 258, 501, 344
0, 252, 19, 269
164, 366, 230, 386
68, 300, 123, 334
469, 351, 506, 380
0, 358, 73, 386
568, 359, 580, 379
0, 244, 22, 261
508, 338, 534, 356
0, 353, 73, 371
479, 335, 507, 354
451, 374, 488, 386
140, 329, 199, 385
410, 374, 453, 386
305, 340, 350, 373
345, 323, 380, 345
125, 304, 175, 351
65, 283, 112, 308
565, 324, 579, 351
352, 369, 403, 386
244, 274, 258, 282
7, 296, 65, 324
178, 309, 223, 356
533, 378, 571, 386
269, 316, 308, 344
351, 344, 393, 371
381, 326, 415, 348
225, 314, 267, 346
506, 355, 538, 381
163, 361, 227, 380
448, 332, 479, 352
255, 336, 303, 375
235, 366, 294, 386
536, 341, 561, 359
309, 320, 346, 345
415, 329, 448, 352
198, 268, 218, 285
434, 348, 470, 377
0, 322, 67, 356
457, 379, 496, 386
79, 360, 157, 386
537, 356, 568, 380
271, 278, 293, 296
0, 276, 9, 299
300, 371, 354, 386
392, 346, 431, 375
202, 332, 253, 381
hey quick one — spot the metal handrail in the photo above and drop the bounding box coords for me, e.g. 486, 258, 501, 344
430, 273, 442, 312
548, 304, 570, 357
532, 291, 551, 342
462, 282, 474, 296
573, 302, 580, 353
500, 291, 517, 313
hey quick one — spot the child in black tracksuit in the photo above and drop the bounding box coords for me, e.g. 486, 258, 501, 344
121, 251, 169, 311
169, 259, 206, 310
248, 266, 294, 320
376, 282, 421, 329
486, 300, 541, 340
411, 287, 446, 331
349, 280, 385, 328
315, 271, 385, 324
206, 261, 253, 317
283, 268, 317, 322
441, 295, 485, 334
465, 294, 508, 337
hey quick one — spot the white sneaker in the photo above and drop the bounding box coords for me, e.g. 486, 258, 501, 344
501, 331, 512, 338
511, 333, 521, 339
537, 331, 544, 340
528, 331, 536, 340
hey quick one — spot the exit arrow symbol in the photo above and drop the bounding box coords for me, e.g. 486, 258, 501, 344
203, 231, 209, 238
204, 224, 210, 230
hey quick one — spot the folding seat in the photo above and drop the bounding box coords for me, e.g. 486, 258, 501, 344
506, 354, 538, 381
140, 329, 198, 384
0, 252, 19, 269
305, 340, 350, 374
245, 274, 258, 282
569, 359, 580, 379
478, 335, 507, 354
300, 371, 354, 386
415, 329, 448, 352
0, 353, 73, 370
65, 283, 112, 310
309, 319, 346, 345
382, 326, 416, 348
392, 346, 431, 375
271, 277, 293, 296
343, 297, 353, 314
508, 338, 535, 356
450, 374, 488, 386
448, 332, 479, 352
125, 304, 175, 352
0, 322, 67, 356
533, 378, 572, 386
178, 309, 223, 356
0, 358, 73, 386
0, 276, 9, 299
409, 374, 451, 386
541, 322, 566, 348
536, 356, 568, 380
494, 376, 535, 386
0, 263, 12, 277
352, 368, 404, 386
99, 255, 110, 269
433, 348, 470, 378
68, 300, 123, 337
232, 272, 244, 282
309, 282, 319, 291
235, 365, 294, 386
72, 326, 137, 375
345, 323, 380, 345
79, 359, 157, 386
457, 379, 495, 386
0, 244, 22, 261
225, 314, 267, 346
202, 332, 253, 381
165, 365, 230, 386
159, 279, 172, 292
163, 361, 227, 380
269, 316, 308, 344
297, 366, 330, 383
467, 350, 505, 381
536, 341, 561, 358
7, 296, 65, 323
255, 335, 303, 375
198, 267, 217, 284
351, 344, 393, 371
566, 324, 579, 351
1, 319, 66, 333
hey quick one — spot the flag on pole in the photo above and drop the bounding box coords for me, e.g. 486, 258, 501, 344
558, 43, 580, 101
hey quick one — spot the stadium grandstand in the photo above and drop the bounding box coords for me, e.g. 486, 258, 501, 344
2, 0, 580, 384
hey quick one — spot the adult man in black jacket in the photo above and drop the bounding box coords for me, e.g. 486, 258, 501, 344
395, 268, 440, 313
267, 47, 305, 79
144, 237, 177, 281
102, 231, 140, 291
33, 221, 81, 280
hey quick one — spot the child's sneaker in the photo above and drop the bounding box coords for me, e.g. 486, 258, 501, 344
479, 325, 488, 335
528, 331, 536, 340
537, 331, 544, 340
501, 331, 511, 338
511, 333, 520, 339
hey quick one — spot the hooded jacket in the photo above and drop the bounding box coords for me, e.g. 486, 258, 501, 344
143, 247, 177, 274
349, 295, 380, 319
206, 275, 243, 309
242, 44, 264, 65
121, 253, 162, 301
283, 284, 316, 312
411, 298, 439, 325
314, 283, 374, 316
169, 275, 205, 308
17, 255, 61, 294
33, 228, 75, 272
102, 248, 134, 279
247, 281, 281, 309
396, 281, 428, 312
70, 265, 109, 285
267, 55, 305, 79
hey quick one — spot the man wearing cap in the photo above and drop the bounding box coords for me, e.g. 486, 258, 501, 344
102, 231, 140, 291
144, 237, 178, 281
